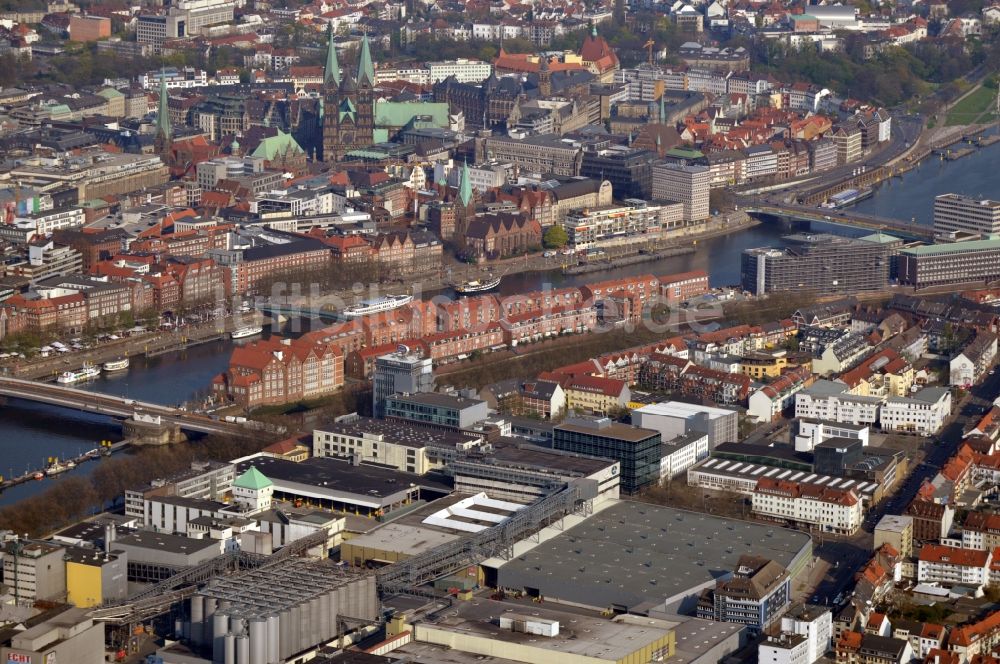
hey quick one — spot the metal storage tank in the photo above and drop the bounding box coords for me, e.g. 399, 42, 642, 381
309, 597, 322, 646
249, 618, 267, 664
266, 615, 279, 664
223, 633, 235, 664
236, 635, 250, 664
278, 609, 291, 661
190, 595, 204, 646
213, 612, 229, 664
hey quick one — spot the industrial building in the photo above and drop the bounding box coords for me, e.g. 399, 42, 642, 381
185, 559, 378, 664
686, 457, 883, 504
489, 500, 812, 615
451, 442, 621, 504
0, 607, 104, 664
234, 456, 452, 518
1, 540, 67, 602
403, 598, 677, 664
312, 416, 484, 475
114, 531, 222, 583
384, 392, 488, 429
741, 234, 890, 296
340, 493, 524, 567
631, 401, 739, 448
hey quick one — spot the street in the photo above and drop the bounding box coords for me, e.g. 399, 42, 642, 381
802, 367, 1000, 606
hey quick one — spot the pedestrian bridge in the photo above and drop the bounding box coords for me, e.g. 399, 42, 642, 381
0, 376, 257, 437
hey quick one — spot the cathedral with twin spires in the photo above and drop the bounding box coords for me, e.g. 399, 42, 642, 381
322, 27, 376, 162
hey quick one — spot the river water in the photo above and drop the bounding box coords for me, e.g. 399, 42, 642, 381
2, 137, 998, 507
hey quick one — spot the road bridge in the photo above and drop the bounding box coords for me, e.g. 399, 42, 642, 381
0, 376, 260, 437
745, 203, 934, 242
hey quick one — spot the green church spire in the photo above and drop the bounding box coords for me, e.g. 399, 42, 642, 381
324, 24, 341, 87
458, 160, 473, 207
357, 32, 375, 87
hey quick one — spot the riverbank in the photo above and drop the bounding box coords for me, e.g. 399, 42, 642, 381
8, 313, 269, 381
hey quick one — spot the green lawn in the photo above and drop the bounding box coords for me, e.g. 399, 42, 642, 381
945, 86, 997, 126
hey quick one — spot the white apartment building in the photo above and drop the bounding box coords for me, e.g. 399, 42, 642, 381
752, 478, 863, 535
879, 387, 952, 435
651, 161, 710, 224
917, 544, 991, 588
427, 58, 493, 84
659, 432, 710, 479
562, 201, 683, 250
11, 207, 85, 236
934, 194, 1000, 236
794, 419, 869, 452
375, 66, 431, 86
794, 381, 882, 426
758, 633, 810, 664
780, 604, 832, 664
144, 495, 232, 534
140, 67, 209, 90
444, 160, 509, 193
742, 145, 778, 180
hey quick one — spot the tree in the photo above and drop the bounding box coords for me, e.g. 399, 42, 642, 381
543, 225, 568, 249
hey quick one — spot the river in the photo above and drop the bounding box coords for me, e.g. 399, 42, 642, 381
2, 137, 998, 507
851, 129, 1000, 224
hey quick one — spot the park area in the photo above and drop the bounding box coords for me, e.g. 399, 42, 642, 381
946, 85, 998, 126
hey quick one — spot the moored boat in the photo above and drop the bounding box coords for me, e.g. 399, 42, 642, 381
57, 363, 101, 384
453, 275, 501, 294
103, 357, 130, 372
231, 326, 264, 339
341, 294, 414, 318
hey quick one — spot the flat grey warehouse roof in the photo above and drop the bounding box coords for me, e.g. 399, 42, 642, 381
493, 501, 811, 613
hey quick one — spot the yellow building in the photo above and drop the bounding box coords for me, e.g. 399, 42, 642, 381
65, 548, 127, 608
740, 352, 789, 380
406, 599, 676, 664
565, 376, 630, 416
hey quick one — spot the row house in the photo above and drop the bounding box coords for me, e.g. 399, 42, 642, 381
417, 323, 505, 363
752, 477, 864, 535
679, 365, 752, 406
212, 335, 345, 408
345, 342, 402, 380
917, 544, 992, 589
500, 305, 597, 347
3, 292, 87, 334
371, 230, 442, 276
947, 611, 1000, 663
429, 295, 503, 335
747, 366, 814, 423
227, 239, 332, 296
838, 348, 914, 398
361, 310, 423, 348
961, 512, 1000, 551
950, 332, 998, 388
497, 287, 584, 319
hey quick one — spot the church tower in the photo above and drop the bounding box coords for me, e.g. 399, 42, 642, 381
454, 160, 475, 242
538, 55, 552, 97
322, 28, 376, 162
154, 71, 172, 161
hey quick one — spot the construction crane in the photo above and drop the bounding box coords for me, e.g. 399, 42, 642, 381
644, 39, 655, 65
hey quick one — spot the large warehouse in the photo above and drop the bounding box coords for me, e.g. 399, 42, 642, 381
487, 500, 812, 615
